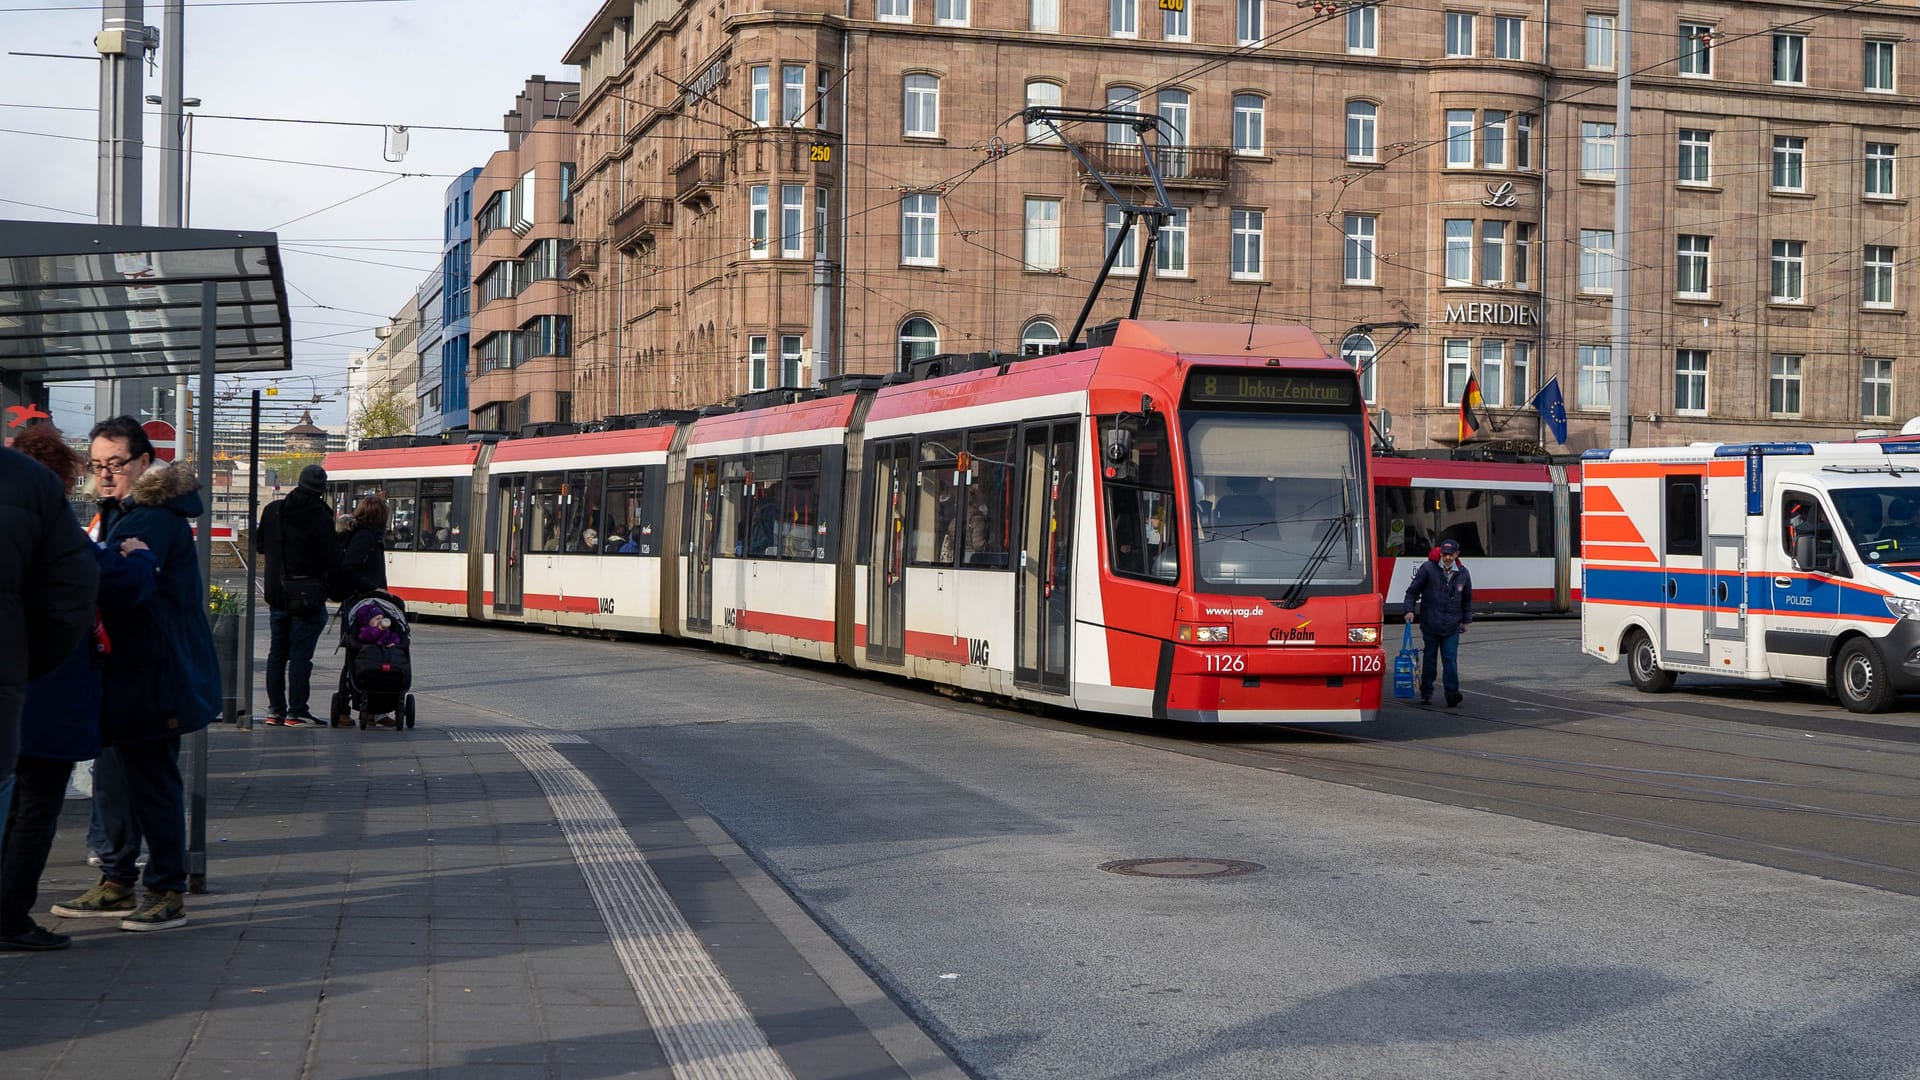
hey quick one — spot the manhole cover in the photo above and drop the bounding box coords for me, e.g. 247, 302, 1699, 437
1099, 857, 1263, 880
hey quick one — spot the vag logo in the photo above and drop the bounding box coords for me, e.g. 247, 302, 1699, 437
967, 637, 991, 666
597, 597, 616, 615
722, 607, 741, 628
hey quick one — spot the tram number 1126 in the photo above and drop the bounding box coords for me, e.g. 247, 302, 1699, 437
1204, 653, 1247, 674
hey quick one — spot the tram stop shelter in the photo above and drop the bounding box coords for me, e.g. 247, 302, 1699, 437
0, 218, 293, 893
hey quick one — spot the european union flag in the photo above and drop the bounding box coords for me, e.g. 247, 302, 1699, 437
1530, 376, 1568, 445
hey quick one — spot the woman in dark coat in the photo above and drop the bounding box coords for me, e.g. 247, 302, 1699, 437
338, 495, 389, 595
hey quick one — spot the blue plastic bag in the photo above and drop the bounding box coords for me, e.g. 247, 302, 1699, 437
1392, 624, 1417, 700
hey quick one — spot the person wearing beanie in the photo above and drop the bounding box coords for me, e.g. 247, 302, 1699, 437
255, 464, 342, 726
1402, 537, 1474, 707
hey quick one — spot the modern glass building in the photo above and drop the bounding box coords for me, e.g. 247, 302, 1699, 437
417, 167, 481, 435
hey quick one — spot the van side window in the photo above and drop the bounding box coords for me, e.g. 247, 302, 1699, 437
1782, 491, 1826, 559
1664, 474, 1702, 557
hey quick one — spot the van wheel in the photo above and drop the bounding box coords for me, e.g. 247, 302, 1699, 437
1836, 639, 1896, 714
1626, 630, 1677, 693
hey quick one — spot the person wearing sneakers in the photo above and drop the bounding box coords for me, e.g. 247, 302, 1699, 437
50, 416, 220, 933
256, 465, 342, 727
1402, 537, 1474, 708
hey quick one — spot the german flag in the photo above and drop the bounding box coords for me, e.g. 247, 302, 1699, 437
1458, 374, 1486, 443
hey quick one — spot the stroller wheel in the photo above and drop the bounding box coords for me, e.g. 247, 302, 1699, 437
404, 695, 416, 730
329, 693, 346, 728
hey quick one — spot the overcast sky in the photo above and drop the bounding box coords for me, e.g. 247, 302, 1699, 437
2, 0, 592, 428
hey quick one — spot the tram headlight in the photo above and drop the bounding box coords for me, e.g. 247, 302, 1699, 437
1177, 623, 1231, 643
1348, 626, 1380, 644
1885, 596, 1920, 621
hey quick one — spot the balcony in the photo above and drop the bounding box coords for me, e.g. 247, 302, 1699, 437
610, 196, 673, 251
674, 150, 726, 205
567, 240, 599, 280
1077, 143, 1234, 191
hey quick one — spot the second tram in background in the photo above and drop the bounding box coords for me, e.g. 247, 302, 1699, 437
324, 320, 1386, 725
1373, 454, 1582, 617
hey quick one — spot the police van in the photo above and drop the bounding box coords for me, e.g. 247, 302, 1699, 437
1580, 441, 1920, 713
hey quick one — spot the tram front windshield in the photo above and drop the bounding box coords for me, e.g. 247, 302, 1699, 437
1184, 411, 1371, 597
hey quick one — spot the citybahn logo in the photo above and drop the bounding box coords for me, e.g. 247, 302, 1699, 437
1268, 616, 1316, 644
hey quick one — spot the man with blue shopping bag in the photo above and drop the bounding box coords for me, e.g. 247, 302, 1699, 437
1402, 539, 1473, 707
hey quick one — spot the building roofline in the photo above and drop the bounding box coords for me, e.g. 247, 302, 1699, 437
562, 0, 624, 65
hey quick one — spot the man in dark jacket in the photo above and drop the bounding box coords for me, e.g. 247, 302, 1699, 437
257, 465, 341, 726
49, 417, 218, 934
0, 443, 100, 900
1402, 538, 1474, 707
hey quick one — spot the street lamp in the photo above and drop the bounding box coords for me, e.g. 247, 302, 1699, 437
145, 94, 201, 225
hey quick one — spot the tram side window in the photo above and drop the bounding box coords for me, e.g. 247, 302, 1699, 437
562, 470, 604, 552
606, 468, 646, 554
913, 433, 963, 566
745, 453, 786, 558
1489, 491, 1544, 557
1433, 489, 1488, 557
1099, 415, 1179, 582
1376, 487, 1428, 556
530, 473, 566, 553
418, 479, 459, 552
720, 458, 749, 557
326, 482, 350, 520
962, 428, 1014, 569
783, 450, 825, 560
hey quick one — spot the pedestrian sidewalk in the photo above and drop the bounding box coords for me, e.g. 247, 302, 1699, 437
0, 700, 967, 1080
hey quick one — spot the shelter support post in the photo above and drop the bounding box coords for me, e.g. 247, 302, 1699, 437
186, 278, 214, 894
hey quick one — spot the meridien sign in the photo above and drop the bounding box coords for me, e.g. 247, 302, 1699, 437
1444, 302, 1540, 327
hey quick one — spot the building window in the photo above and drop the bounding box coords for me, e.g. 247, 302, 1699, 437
1347, 5, 1377, 54
1865, 245, 1897, 308
1026, 82, 1062, 143
1482, 111, 1509, 169
1679, 22, 1712, 76
522, 315, 570, 358
1444, 339, 1471, 403
780, 335, 804, 387
1581, 121, 1616, 179
1770, 354, 1804, 416
818, 68, 833, 129
936, 0, 968, 26
1586, 13, 1615, 69
1580, 229, 1615, 294
1444, 218, 1472, 286
1480, 220, 1507, 286
1106, 87, 1142, 145
1864, 357, 1895, 420
1104, 204, 1141, 274
749, 184, 769, 258
1022, 320, 1061, 355
1234, 94, 1266, 155
1156, 207, 1188, 276
1446, 110, 1474, 168
750, 65, 770, 126
898, 317, 937, 370
1163, 0, 1188, 40
1157, 90, 1190, 175
1031, 0, 1058, 32
1771, 240, 1805, 303
1510, 341, 1531, 403
1677, 235, 1711, 298
780, 185, 805, 258
1343, 213, 1377, 285
1867, 141, 1897, 197
1024, 197, 1061, 271
1866, 39, 1895, 92
1772, 136, 1806, 192
1230, 209, 1264, 280
878, 0, 911, 21
749, 335, 768, 391
904, 74, 939, 138
782, 65, 807, 124
902, 194, 939, 265
558, 162, 575, 224
1514, 222, 1535, 287
1445, 12, 1474, 57
1479, 340, 1506, 406
1774, 33, 1806, 85
1494, 15, 1522, 59
1342, 333, 1377, 402
1679, 128, 1712, 185
1579, 345, 1612, 409
1675, 349, 1709, 414
1111, 0, 1136, 38
1346, 101, 1377, 161
1237, 0, 1264, 45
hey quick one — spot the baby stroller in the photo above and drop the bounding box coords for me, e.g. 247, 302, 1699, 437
329, 590, 417, 731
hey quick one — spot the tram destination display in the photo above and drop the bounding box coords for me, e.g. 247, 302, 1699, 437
1186, 371, 1357, 408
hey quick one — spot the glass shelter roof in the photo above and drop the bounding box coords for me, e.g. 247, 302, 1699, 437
0, 220, 292, 381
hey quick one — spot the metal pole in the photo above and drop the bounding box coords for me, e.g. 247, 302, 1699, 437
240, 388, 260, 730
186, 277, 215, 894
810, 250, 834, 386
94, 0, 146, 423
1607, 0, 1633, 449
156, 0, 182, 228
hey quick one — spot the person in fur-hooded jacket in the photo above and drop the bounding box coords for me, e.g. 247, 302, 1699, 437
48, 416, 216, 933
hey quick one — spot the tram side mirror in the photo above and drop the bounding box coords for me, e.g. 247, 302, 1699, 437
1140, 394, 1154, 416
1103, 427, 1133, 465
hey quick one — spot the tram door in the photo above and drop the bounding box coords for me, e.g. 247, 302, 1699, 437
685, 460, 718, 634
866, 440, 910, 664
1016, 420, 1077, 693
493, 475, 527, 615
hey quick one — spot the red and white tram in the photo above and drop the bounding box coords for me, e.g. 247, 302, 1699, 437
1372, 454, 1581, 616
325, 320, 1386, 724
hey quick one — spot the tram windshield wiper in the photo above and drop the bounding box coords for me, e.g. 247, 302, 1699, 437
1278, 514, 1350, 610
